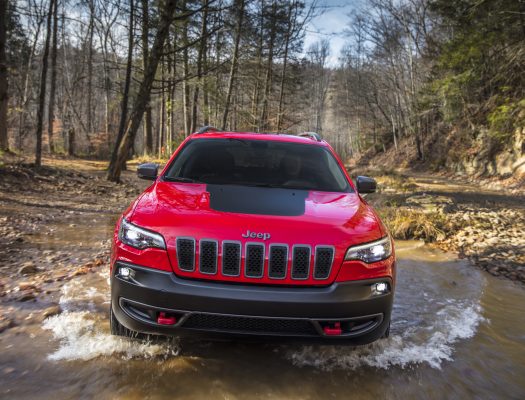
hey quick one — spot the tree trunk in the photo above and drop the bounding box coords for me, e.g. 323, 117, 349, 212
221, 0, 244, 130
141, 0, 153, 154
181, 0, 191, 135
86, 0, 95, 138
159, 59, 166, 157
107, 0, 178, 182
0, 0, 8, 151
35, 0, 55, 166
190, 0, 209, 133
251, 0, 264, 129
108, 0, 134, 173
47, 0, 59, 153
169, 27, 177, 152
258, 1, 277, 132
276, 2, 294, 132
68, 127, 75, 156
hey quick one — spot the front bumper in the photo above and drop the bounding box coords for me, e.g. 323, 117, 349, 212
111, 262, 394, 344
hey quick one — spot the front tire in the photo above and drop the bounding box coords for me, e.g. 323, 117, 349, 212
382, 320, 391, 339
110, 304, 137, 338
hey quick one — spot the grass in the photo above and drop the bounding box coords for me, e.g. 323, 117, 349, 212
379, 207, 450, 242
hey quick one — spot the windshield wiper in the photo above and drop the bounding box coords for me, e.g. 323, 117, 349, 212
163, 176, 203, 183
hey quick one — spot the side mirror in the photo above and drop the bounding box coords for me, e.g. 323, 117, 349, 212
356, 176, 376, 194
137, 163, 158, 180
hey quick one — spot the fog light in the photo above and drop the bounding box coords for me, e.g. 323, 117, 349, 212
372, 282, 389, 295
119, 266, 133, 279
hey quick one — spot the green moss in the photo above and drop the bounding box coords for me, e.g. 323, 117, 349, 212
487, 98, 525, 144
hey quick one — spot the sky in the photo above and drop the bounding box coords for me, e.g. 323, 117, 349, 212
303, 0, 364, 66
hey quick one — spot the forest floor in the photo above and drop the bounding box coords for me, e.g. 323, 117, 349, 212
0, 155, 524, 335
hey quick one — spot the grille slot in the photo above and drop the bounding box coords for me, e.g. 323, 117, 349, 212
314, 247, 334, 279
176, 238, 195, 271
245, 243, 264, 278
269, 245, 288, 279
222, 242, 241, 276
182, 313, 318, 336
292, 246, 311, 279
199, 240, 218, 274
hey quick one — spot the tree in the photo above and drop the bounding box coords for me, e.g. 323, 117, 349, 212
47, 0, 58, 153
108, 0, 178, 182
141, 0, 153, 154
0, 0, 8, 152
221, 0, 244, 129
109, 0, 134, 172
35, 0, 55, 167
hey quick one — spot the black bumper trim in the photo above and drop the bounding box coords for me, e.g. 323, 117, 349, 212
119, 297, 384, 338
111, 261, 393, 342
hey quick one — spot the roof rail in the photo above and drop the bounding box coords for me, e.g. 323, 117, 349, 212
298, 132, 322, 142
196, 125, 219, 134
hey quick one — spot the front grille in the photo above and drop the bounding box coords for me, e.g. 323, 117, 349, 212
245, 244, 264, 277
176, 238, 195, 271
182, 313, 319, 336
292, 246, 311, 279
199, 240, 218, 274
175, 237, 335, 282
314, 247, 334, 279
222, 242, 241, 276
268, 245, 288, 279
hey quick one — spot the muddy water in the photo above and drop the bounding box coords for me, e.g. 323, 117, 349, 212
1, 218, 525, 399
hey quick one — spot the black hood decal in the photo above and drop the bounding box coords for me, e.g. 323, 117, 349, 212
207, 184, 308, 216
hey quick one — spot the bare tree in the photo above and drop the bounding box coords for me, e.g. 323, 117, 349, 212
47, 0, 59, 153
221, 0, 244, 130
108, 0, 178, 182
308, 39, 330, 133
109, 0, 134, 171
35, 0, 55, 166
0, 0, 8, 151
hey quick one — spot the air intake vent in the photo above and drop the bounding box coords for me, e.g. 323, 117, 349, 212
292, 246, 310, 279
269, 245, 288, 279
222, 242, 241, 276
245, 243, 264, 278
314, 247, 334, 279
176, 238, 195, 271
199, 240, 218, 274
182, 313, 318, 336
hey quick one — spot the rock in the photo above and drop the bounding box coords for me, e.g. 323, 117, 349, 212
42, 305, 62, 318
0, 319, 15, 334
18, 262, 39, 275
18, 282, 37, 291
17, 293, 36, 302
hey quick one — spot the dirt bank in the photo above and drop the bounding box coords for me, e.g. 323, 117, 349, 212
0, 156, 147, 334
360, 169, 525, 285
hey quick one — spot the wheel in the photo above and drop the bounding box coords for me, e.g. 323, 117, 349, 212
110, 304, 137, 338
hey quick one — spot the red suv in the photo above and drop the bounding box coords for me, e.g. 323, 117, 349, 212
110, 129, 395, 344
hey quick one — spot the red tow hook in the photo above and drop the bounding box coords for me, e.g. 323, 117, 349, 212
157, 312, 177, 325
323, 322, 342, 336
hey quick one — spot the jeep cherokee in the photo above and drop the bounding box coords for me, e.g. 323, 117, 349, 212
110, 129, 395, 344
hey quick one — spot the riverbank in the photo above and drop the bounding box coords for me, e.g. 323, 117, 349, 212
359, 169, 525, 284
0, 156, 146, 334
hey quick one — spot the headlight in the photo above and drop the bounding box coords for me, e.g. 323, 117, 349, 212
118, 218, 166, 250
344, 236, 392, 263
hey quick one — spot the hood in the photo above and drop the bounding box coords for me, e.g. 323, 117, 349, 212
129, 182, 383, 249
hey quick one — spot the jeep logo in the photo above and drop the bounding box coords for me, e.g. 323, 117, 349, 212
241, 230, 271, 240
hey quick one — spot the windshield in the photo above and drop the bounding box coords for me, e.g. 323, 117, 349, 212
163, 138, 351, 192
